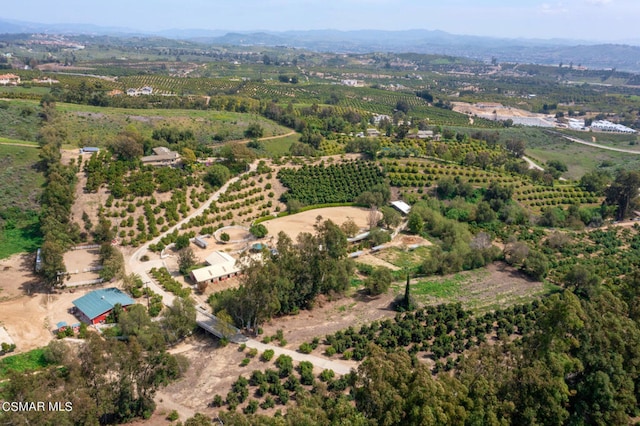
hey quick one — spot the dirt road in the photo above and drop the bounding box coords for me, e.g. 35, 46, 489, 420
242, 339, 354, 375
555, 133, 640, 155
522, 156, 544, 171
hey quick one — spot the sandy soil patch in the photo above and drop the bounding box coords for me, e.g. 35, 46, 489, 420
0, 294, 53, 352
63, 248, 101, 274
355, 253, 401, 270
213, 226, 252, 244
452, 101, 540, 118
143, 338, 246, 424
0, 253, 39, 299
260, 292, 397, 348
63, 248, 102, 284
262, 206, 376, 242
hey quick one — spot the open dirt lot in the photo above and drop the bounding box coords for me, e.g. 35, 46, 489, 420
0, 254, 112, 353
262, 206, 378, 242
63, 248, 102, 283
0, 252, 148, 354
452, 101, 540, 118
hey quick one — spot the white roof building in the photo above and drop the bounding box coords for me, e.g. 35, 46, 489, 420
391, 200, 411, 215
568, 118, 586, 130
190, 251, 241, 284
590, 120, 636, 134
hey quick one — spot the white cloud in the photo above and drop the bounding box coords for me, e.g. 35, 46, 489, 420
586, 0, 613, 5
541, 2, 568, 14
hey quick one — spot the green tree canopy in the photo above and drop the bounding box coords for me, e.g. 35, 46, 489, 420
365, 267, 394, 296
204, 164, 231, 188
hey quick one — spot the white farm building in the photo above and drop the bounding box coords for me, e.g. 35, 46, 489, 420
190, 251, 241, 285
590, 120, 636, 134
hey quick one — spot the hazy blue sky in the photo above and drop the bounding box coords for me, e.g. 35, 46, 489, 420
1, 0, 636, 42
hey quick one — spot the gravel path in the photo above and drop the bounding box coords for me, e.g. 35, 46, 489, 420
242, 339, 354, 375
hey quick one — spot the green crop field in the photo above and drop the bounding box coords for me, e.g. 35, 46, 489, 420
259, 133, 299, 156
413, 274, 466, 298
0, 348, 54, 379
0, 144, 44, 258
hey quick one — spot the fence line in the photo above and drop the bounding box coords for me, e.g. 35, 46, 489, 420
66, 278, 104, 288
72, 244, 100, 251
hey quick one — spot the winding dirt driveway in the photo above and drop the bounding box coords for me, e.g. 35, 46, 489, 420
125, 160, 354, 376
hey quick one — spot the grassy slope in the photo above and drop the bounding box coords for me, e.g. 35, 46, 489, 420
0, 348, 54, 379
260, 133, 300, 156
0, 144, 44, 258
0, 101, 41, 142
44, 102, 292, 148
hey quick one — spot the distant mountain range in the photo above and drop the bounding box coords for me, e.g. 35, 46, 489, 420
1, 18, 639, 72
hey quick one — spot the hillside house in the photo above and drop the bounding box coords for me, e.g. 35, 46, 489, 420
0, 74, 20, 86
141, 147, 180, 166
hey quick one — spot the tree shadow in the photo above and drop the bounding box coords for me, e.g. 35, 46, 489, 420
351, 288, 397, 312
17, 252, 48, 295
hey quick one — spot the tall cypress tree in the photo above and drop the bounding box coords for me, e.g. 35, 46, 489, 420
403, 270, 413, 311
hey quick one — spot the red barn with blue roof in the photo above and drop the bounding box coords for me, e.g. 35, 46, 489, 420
72, 288, 135, 325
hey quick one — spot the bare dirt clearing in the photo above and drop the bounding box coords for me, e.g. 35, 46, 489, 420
0, 253, 125, 354
63, 248, 102, 284
452, 101, 544, 118
141, 338, 248, 424
262, 206, 377, 242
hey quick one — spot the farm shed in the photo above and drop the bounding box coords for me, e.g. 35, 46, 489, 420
35, 248, 42, 272
391, 200, 411, 215
193, 236, 208, 249
348, 251, 364, 258
347, 232, 370, 243
80, 147, 100, 154
190, 251, 241, 285
72, 288, 135, 325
